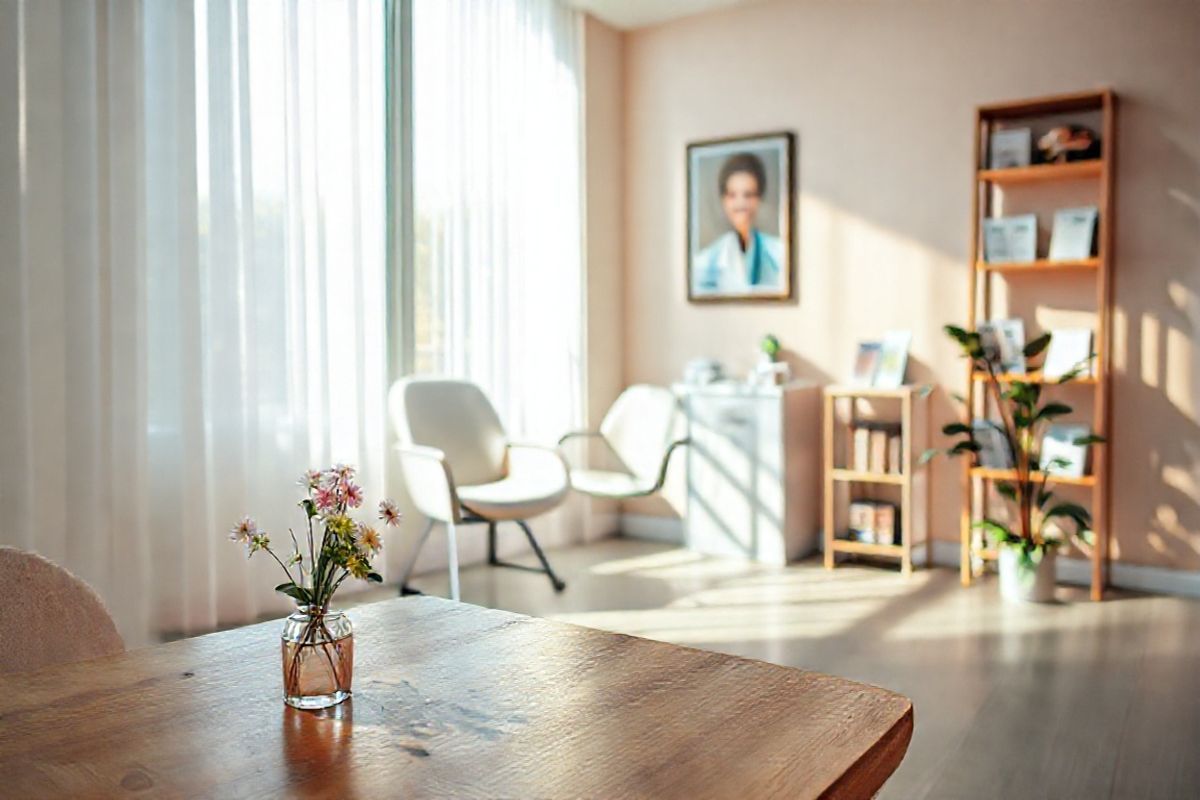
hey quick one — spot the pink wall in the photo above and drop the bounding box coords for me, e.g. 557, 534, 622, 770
614, 0, 1200, 568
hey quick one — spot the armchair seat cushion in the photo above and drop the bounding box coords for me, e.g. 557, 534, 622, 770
568, 469, 655, 499
457, 472, 569, 521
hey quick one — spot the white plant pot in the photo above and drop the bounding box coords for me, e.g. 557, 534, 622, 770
998, 545, 1058, 603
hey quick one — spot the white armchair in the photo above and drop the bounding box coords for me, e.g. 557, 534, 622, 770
390, 377, 569, 601
559, 384, 688, 499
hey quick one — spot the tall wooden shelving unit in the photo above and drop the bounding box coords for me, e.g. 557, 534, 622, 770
962, 90, 1116, 601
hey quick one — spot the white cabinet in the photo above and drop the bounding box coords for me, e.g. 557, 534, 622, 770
680, 381, 820, 565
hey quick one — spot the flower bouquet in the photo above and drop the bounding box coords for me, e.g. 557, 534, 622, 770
230, 464, 401, 709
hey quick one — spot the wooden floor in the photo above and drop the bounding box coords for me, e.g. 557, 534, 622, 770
396, 537, 1200, 800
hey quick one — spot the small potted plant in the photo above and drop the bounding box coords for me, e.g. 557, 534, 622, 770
924, 326, 1103, 602
229, 464, 401, 708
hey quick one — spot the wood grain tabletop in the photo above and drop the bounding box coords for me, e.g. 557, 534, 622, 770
0, 596, 912, 799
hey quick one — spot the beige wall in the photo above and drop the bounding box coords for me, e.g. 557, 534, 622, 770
581, 15, 627, 540
608, 0, 1200, 568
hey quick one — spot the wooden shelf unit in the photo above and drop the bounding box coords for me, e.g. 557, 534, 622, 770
963, 89, 1116, 601
823, 385, 930, 575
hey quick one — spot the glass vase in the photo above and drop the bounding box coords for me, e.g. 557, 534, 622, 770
281, 605, 354, 709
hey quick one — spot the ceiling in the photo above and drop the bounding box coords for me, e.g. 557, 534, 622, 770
560, 0, 772, 30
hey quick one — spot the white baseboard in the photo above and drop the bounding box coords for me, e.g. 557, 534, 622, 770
620, 513, 685, 544
920, 539, 1200, 599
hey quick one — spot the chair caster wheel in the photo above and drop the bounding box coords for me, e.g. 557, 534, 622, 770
553, 580, 567, 592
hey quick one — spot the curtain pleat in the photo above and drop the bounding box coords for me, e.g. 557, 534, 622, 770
0, 0, 388, 643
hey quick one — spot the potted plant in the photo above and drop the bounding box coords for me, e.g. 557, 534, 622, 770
229, 464, 401, 708
924, 326, 1103, 602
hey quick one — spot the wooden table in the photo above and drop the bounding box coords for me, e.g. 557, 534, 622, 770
0, 597, 912, 798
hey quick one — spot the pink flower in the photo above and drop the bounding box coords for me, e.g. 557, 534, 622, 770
330, 463, 356, 481
378, 499, 402, 527
298, 469, 323, 490
342, 481, 364, 508
313, 485, 338, 511
229, 516, 259, 543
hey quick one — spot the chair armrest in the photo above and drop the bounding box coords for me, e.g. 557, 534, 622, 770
650, 438, 690, 493
557, 430, 602, 446
507, 443, 571, 486
396, 444, 461, 523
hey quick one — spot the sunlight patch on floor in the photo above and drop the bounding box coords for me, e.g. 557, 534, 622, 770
554, 562, 933, 645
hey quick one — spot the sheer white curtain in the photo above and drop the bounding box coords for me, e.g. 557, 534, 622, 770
0, 0, 388, 643
412, 0, 584, 444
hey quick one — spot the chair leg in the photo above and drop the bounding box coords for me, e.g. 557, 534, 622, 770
399, 518, 434, 595
446, 521, 460, 602
487, 522, 498, 565
515, 519, 566, 592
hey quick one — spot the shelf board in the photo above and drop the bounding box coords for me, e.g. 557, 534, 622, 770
978, 160, 1102, 185
979, 90, 1108, 120
976, 257, 1099, 274
969, 467, 1097, 487
971, 371, 1098, 385
831, 469, 907, 485
824, 385, 922, 399
830, 539, 904, 558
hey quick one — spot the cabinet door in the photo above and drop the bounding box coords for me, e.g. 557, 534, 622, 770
686, 396, 762, 561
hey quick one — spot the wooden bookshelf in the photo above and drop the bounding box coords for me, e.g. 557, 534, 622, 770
962, 90, 1116, 601
823, 385, 930, 576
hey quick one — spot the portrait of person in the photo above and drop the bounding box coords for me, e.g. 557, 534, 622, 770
687, 132, 794, 302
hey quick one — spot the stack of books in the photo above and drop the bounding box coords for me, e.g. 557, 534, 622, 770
849, 422, 903, 474
847, 500, 899, 545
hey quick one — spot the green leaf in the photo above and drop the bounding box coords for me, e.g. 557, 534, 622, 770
300, 499, 317, 519
973, 517, 1019, 545
917, 384, 935, 399
996, 481, 1018, 502
919, 448, 941, 465
367, 572, 383, 583
1033, 402, 1073, 423
1044, 502, 1092, 531
949, 440, 982, 456
942, 421, 972, 436
949, 391, 967, 406
1037, 487, 1054, 509
1023, 332, 1052, 359
1072, 434, 1106, 446
1013, 410, 1033, 429
274, 582, 311, 604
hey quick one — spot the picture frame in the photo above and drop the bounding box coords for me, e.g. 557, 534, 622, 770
1048, 206, 1099, 260
989, 128, 1032, 169
873, 331, 911, 389
972, 419, 1013, 469
850, 342, 882, 386
1043, 328, 1094, 380
982, 214, 1037, 263
687, 131, 795, 303
978, 318, 1026, 375
1040, 424, 1091, 478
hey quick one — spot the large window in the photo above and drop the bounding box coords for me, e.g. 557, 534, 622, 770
410, 0, 584, 442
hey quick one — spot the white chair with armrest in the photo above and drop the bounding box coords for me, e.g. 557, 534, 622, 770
390, 377, 569, 601
559, 384, 688, 499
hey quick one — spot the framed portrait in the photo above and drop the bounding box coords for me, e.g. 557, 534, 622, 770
687, 131, 794, 302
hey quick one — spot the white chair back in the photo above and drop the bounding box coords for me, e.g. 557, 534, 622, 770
599, 384, 684, 484
389, 378, 509, 486
0, 547, 124, 674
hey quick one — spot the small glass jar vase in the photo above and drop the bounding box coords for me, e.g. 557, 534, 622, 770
281, 605, 354, 710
